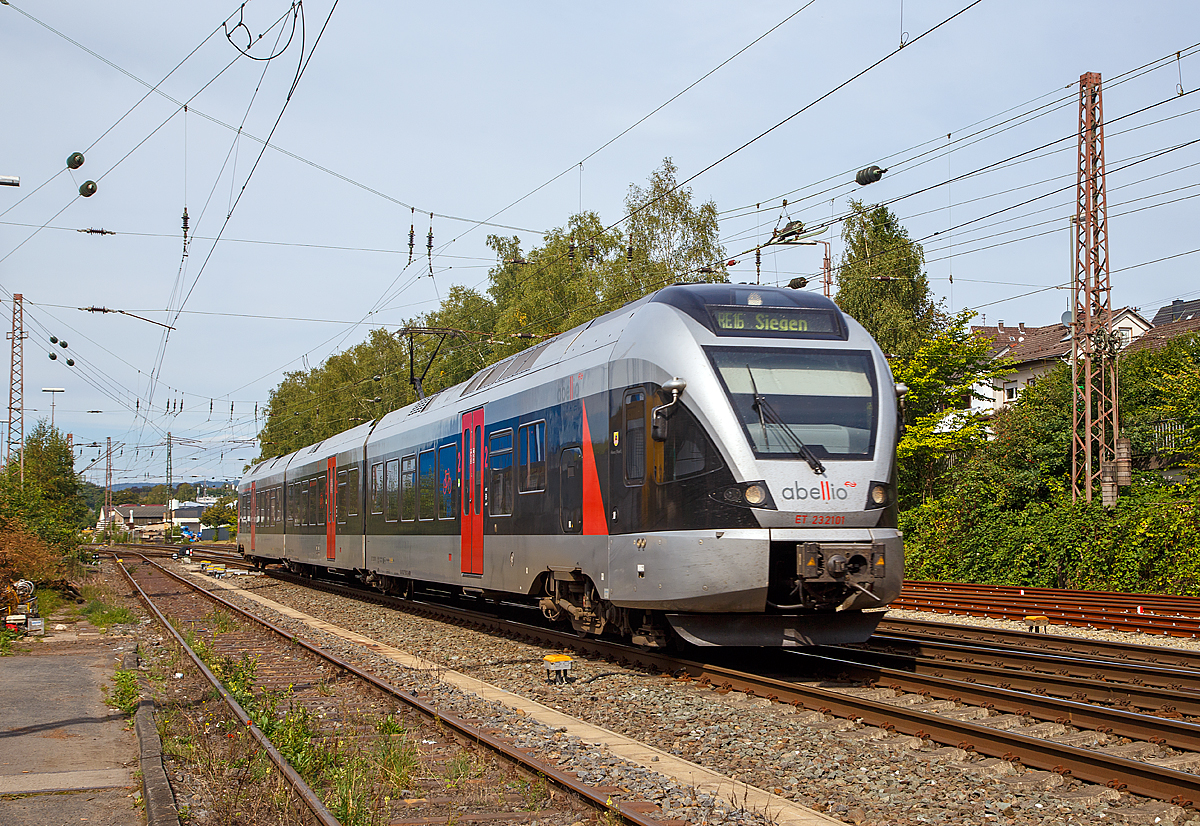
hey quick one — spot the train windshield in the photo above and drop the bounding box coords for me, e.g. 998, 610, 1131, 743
707, 347, 877, 460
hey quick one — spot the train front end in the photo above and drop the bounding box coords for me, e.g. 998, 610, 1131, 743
611, 283, 903, 646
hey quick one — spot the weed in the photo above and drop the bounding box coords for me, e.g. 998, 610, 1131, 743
0, 627, 19, 656
202, 608, 238, 634
375, 736, 418, 788
82, 598, 135, 628
375, 715, 405, 737
106, 668, 141, 715
444, 750, 482, 786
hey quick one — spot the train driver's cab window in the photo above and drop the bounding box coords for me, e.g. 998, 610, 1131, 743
518, 421, 547, 493
489, 429, 514, 516
624, 390, 646, 485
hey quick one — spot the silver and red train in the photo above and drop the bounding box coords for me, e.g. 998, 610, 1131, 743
239, 283, 904, 646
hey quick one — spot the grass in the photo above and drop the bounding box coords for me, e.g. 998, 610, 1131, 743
0, 627, 19, 656
106, 668, 141, 715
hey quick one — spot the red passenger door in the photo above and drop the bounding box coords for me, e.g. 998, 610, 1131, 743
461, 408, 485, 575
326, 457, 337, 560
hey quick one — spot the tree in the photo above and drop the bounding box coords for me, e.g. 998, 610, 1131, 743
201, 497, 237, 528
175, 482, 196, 502
254, 158, 729, 461
891, 312, 1014, 507
835, 199, 940, 359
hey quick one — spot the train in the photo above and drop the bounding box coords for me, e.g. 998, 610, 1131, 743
238, 282, 904, 647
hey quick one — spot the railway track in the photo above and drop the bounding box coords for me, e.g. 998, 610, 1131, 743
895, 580, 1200, 637
117, 554, 680, 826
250, 567, 1200, 809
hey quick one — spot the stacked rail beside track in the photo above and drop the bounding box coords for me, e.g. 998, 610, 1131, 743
894, 580, 1200, 637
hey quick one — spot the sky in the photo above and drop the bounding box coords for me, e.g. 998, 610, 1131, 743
2, 1, 1198, 488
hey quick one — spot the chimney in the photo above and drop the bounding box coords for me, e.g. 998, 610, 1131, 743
1019, 322, 1025, 333
1173, 299, 1185, 321
997, 320, 1004, 332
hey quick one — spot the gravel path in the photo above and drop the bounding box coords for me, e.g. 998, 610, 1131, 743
199, 569, 1200, 826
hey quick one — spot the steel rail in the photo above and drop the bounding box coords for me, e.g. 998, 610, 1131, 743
904, 580, 1200, 614
894, 589, 1200, 637
128, 557, 665, 826
878, 617, 1200, 670
792, 648, 1200, 751
860, 634, 1200, 694
824, 641, 1200, 718
264, 569, 1200, 807
117, 559, 342, 826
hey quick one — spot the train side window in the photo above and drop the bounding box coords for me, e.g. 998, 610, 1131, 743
400, 455, 417, 521
437, 444, 457, 520
370, 463, 384, 514
301, 484, 309, 526
418, 449, 436, 521
346, 467, 360, 517
624, 389, 646, 484
489, 429, 514, 516
518, 420, 546, 493
317, 475, 326, 526
559, 446, 583, 533
385, 459, 399, 522
336, 470, 347, 524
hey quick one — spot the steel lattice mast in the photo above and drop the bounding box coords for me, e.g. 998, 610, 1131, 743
6, 293, 27, 467
1071, 72, 1120, 504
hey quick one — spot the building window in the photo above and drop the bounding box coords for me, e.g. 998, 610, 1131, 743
1117, 327, 1131, 347
1004, 381, 1019, 402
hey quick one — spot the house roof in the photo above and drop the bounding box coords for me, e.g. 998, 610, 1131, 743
971, 307, 1151, 365
971, 322, 1071, 364
1150, 298, 1200, 326
1124, 315, 1200, 353
115, 505, 168, 518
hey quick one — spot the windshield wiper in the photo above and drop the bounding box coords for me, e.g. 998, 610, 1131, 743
746, 365, 826, 475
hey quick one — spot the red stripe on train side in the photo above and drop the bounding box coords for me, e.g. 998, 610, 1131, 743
579, 399, 609, 536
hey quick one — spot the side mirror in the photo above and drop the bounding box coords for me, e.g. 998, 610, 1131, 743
651, 378, 686, 442
652, 408, 669, 441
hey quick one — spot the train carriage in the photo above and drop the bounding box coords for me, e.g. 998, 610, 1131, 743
241, 283, 904, 647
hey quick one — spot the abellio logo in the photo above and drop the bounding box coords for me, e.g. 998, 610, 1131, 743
781, 480, 848, 501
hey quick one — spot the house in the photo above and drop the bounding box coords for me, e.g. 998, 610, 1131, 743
1124, 314, 1200, 354
1150, 298, 1200, 326
970, 308, 1153, 412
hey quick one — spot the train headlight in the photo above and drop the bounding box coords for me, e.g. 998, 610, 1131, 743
866, 482, 891, 509
870, 484, 887, 505
744, 484, 767, 506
